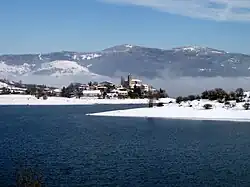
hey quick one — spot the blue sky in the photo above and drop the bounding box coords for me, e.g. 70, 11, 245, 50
0, 0, 250, 54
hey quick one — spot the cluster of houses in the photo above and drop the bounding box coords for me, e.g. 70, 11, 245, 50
0, 86, 27, 94
0, 74, 158, 99
73, 74, 155, 98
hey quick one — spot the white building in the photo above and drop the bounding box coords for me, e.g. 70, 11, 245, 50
79, 84, 89, 90
53, 88, 61, 96
9, 87, 27, 94
142, 84, 150, 92
82, 90, 101, 98
129, 79, 142, 88
107, 87, 128, 98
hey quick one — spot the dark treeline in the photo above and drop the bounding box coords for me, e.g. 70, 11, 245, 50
175, 88, 245, 104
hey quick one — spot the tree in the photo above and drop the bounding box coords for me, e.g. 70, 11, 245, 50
102, 91, 107, 99
187, 95, 196, 101
93, 81, 98, 86
60, 87, 66, 97
158, 88, 168, 98
26, 85, 38, 95
229, 91, 236, 100
235, 88, 244, 98
76, 90, 83, 99
88, 81, 93, 87
196, 95, 201, 100
214, 88, 227, 100
176, 96, 183, 104
201, 90, 209, 99
128, 91, 139, 99
36, 88, 45, 99
133, 85, 142, 98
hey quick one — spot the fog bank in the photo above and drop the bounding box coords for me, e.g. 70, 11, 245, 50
8, 73, 250, 97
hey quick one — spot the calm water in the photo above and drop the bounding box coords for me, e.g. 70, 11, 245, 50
1, 105, 250, 186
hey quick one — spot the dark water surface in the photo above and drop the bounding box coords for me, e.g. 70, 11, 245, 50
1, 105, 250, 186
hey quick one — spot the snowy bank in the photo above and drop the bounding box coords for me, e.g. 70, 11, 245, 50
87, 100, 250, 122
0, 95, 172, 105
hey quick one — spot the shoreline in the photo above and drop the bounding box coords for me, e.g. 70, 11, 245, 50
87, 113, 250, 122
87, 102, 250, 122
0, 94, 171, 105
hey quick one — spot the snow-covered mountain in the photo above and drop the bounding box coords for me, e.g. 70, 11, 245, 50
1, 44, 250, 82
173, 46, 227, 54
34, 60, 91, 76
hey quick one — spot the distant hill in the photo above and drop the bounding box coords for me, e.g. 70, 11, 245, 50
1, 44, 250, 81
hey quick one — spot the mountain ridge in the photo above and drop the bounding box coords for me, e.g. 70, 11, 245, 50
1, 44, 250, 81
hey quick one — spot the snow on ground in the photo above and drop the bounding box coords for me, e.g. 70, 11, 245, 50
87, 99, 250, 122
37, 60, 89, 75
0, 81, 9, 88
0, 62, 33, 75
0, 95, 171, 105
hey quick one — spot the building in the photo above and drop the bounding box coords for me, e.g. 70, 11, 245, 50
122, 74, 142, 89
52, 88, 61, 96
107, 86, 128, 98
78, 84, 89, 90
141, 84, 150, 92
0, 86, 27, 94
97, 86, 107, 92
129, 78, 142, 88
82, 90, 101, 98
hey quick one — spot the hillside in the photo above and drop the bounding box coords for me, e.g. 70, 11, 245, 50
1, 44, 250, 81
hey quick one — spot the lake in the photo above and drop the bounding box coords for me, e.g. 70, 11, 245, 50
1, 104, 250, 186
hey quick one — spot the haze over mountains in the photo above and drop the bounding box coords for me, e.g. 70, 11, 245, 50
1, 44, 250, 96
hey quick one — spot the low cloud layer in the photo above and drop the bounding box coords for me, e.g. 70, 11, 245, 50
145, 76, 250, 97
7, 71, 250, 98
101, 0, 250, 21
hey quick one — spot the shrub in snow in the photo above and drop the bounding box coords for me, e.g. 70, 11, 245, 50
157, 102, 164, 107
243, 103, 250, 110
203, 104, 213, 110
43, 95, 48, 100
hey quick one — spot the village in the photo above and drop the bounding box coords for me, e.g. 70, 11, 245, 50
0, 74, 168, 100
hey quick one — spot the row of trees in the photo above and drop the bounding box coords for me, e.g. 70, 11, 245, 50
176, 88, 246, 104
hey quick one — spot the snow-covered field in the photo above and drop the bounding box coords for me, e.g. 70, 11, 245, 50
0, 95, 169, 105
87, 99, 250, 122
